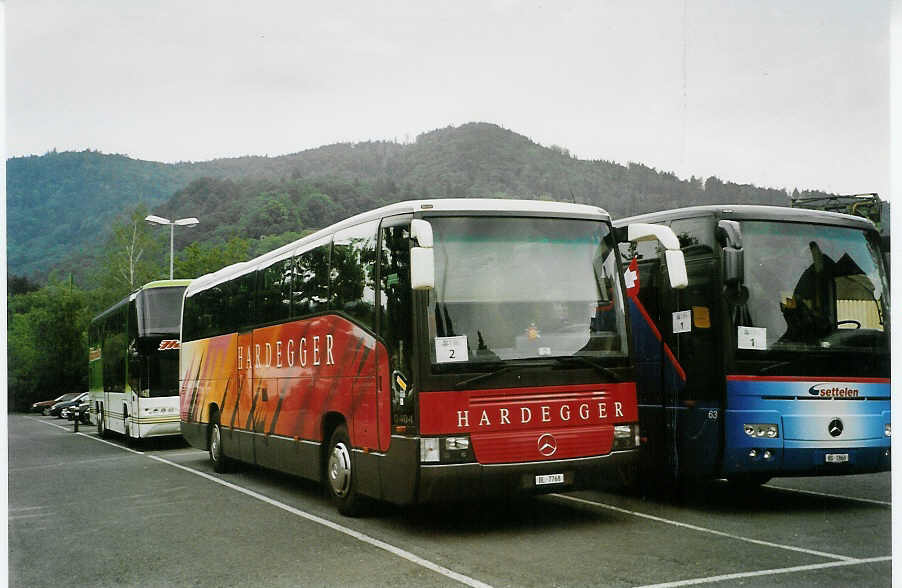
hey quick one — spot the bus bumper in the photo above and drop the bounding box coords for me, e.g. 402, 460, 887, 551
415, 448, 638, 503
722, 442, 891, 477
135, 417, 181, 438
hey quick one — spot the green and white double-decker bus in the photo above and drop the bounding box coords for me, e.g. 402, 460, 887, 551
89, 280, 190, 441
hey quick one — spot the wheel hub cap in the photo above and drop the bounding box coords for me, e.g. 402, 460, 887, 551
328, 443, 352, 497
211, 427, 220, 461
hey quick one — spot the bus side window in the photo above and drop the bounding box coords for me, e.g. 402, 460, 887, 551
670, 217, 715, 256
257, 258, 292, 325
292, 242, 331, 319
128, 299, 141, 394
379, 222, 412, 375
236, 273, 255, 330
331, 220, 379, 330
102, 309, 126, 394
618, 240, 663, 323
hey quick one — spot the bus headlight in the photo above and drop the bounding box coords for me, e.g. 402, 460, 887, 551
420, 436, 474, 464
744, 423, 779, 438
613, 424, 640, 450
885, 423, 891, 437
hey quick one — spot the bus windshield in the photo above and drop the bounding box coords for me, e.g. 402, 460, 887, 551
136, 287, 186, 336
427, 216, 627, 365
145, 350, 180, 397
737, 221, 889, 354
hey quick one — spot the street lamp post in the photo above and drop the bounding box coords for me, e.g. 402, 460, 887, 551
145, 214, 199, 279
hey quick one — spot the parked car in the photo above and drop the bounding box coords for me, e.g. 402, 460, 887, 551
50, 392, 88, 418
32, 393, 78, 416
66, 399, 92, 424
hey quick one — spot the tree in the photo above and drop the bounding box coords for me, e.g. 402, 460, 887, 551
173, 236, 251, 279
302, 193, 339, 229
250, 231, 311, 257
100, 204, 166, 299
7, 274, 40, 296
7, 280, 90, 410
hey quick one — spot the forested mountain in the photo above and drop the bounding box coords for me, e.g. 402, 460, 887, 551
8, 122, 828, 280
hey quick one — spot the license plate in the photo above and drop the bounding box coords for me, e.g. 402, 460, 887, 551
535, 473, 565, 486
825, 453, 849, 463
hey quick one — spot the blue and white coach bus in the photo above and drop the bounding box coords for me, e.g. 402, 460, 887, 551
614, 205, 890, 486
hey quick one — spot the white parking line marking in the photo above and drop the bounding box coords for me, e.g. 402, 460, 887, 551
143, 449, 206, 458
148, 455, 493, 588
26, 417, 146, 455
23, 416, 493, 588
550, 494, 855, 561
632, 555, 892, 587
77, 432, 145, 455
25, 417, 72, 431
763, 484, 891, 507
9, 513, 54, 520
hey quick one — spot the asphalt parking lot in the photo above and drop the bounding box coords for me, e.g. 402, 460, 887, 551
9, 413, 891, 587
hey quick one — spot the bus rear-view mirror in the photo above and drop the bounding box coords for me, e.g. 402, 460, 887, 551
722, 247, 743, 287
665, 250, 689, 289
717, 220, 744, 287
410, 219, 435, 290
626, 223, 688, 290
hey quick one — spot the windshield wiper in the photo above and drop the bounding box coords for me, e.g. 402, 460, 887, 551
760, 360, 792, 374
453, 364, 520, 389
452, 361, 560, 390
553, 356, 622, 381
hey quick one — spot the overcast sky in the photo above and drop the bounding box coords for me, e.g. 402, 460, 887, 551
5, 0, 892, 198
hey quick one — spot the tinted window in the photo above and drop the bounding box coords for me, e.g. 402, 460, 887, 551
670, 217, 715, 256
184, 285, 224, 340
379, 221, 412, 375
102, 306, 127, 393
234, 273, 256, 330
331, 220, 378, 329
257, 258, 292, 325
292, 241, 331, 318
128, 300, 140, 393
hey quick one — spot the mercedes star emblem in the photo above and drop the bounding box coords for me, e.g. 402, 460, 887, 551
537, 433, 558, 457
828, 418, 844, 438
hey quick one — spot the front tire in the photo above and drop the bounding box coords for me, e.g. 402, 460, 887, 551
325, 424, 367, 516
209, 416, 229, 473
96, 405, 106, 438
616, 463, 641, 493
42, 407, 50, 416
123, 406, 131, 443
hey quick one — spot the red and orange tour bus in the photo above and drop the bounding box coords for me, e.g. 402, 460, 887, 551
179, 199, 687, 514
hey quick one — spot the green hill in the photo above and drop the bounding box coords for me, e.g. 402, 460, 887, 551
8, 122, 830, 280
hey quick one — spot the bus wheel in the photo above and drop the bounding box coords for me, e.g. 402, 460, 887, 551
325, 424, 367, 516
96, 406, 106, 438
616, 463, 641, 493
209, 416, 229, 473
123, 407, 131, 444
